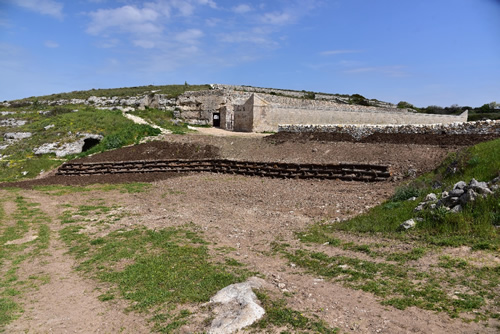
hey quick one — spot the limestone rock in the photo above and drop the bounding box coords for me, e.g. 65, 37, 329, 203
0, 119, 27, 127
453, 181, 467, 190
398, 219, 416, 231
208, 277, 266, 334
4, 132, 32, 140
449, 188, 465, 197
33, 134, 102, 157
424, 193, 437, 202
460, 189, 478, 205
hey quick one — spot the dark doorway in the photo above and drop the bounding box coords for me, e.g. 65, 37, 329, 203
82, 138, 100, 152
213, 113, 221, 127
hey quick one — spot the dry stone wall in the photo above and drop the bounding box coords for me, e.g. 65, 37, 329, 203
278, 120, 500, 140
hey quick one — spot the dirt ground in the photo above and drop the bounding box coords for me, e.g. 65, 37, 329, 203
2, 133, 498, 333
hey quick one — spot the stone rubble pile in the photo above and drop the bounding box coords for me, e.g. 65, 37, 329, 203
399, 177, 499, 230
279, 120, 500, 141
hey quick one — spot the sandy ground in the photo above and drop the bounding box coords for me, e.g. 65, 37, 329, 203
2, 133, 498, 333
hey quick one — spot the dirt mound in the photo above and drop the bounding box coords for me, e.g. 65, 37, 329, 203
268, 132, 500, 146
74, 141, 221, 163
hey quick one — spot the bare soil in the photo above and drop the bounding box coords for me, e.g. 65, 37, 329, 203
3, 133, 498, 333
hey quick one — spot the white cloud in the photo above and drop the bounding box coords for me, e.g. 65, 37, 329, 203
218, 30, 276, 47
205, 18, 220, 27
320, 50, 361, 56
44, 40, 59, 48
232, 4, 252, 14
344, 65, 408, 77
132, 40, 156, 49
174, 29, 204, 44
10, 0, 64, 19
86, 5, 161, 35
261, 11, 293, 25
198, 0, 217, 9
96, 38, 120, 48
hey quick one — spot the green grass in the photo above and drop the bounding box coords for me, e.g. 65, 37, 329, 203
281, 247, 497, 320
58, 205, 250, 331
253, 291, 338, 333
0, 107, 160, 182
330, 138, 500, 246
129, 108, 193, 134
281, 138, 500, 323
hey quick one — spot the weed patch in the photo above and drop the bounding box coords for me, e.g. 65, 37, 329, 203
58, 219, 249, 330
253, 291, 338, 333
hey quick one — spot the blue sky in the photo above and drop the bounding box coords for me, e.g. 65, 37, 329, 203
1, 0, 499, 107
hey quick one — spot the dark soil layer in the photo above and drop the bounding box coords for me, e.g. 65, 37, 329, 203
74, 141, 221, 163
268, 132, 500, 146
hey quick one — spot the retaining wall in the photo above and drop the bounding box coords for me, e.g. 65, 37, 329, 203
278, 120, 500, 140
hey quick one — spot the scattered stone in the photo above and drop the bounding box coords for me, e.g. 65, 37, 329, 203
453, 181, 467, 190
44, 124, 55, 130
449, 188, 465, 197
4, 132, 32, 140
398, 219, 416, 231
469, 178, 488, 190
424, 193, 437, 202
414, 203, 425, 212
460, 188, 478, 205
407, 196, 417, 201
207, 277, 266, 334
450, 204, 462, 213
0, 119, 27, 127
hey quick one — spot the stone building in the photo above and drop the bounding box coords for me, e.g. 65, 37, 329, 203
228, 93, 468, 132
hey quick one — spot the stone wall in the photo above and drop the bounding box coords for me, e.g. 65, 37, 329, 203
236, 94, 468, 132
233, 96, 255, 132
277, 120, 500, 140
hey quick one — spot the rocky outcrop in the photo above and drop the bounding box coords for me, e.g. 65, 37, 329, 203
4, 132, 32, 140
33, 133, 102, 157
0, 119, 27, 127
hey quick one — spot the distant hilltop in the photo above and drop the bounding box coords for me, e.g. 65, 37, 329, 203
1, 84, 467, 132
3, 84, 395, 109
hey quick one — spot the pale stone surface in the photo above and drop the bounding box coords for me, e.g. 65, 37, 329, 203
4, 132, 32, 140
424, 193, 437, 202
399, 219, 416, 231
279, 120, 499, 139
208, 277, 266, 334
0, 119, 27, 127
33, 134, 103, 157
